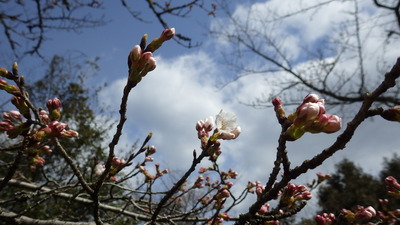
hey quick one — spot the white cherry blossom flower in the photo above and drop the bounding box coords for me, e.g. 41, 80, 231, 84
215, 109, 241, 140
94, 163, 105, 175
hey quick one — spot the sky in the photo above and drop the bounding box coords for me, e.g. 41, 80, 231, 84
1, 0, 400, 219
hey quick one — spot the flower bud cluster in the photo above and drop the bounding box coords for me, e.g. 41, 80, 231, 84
377, 198, 400, 224
341, 205, 376, 222
136, 162, 168, 183
11, 96, 30, 119
221, 168, 238, 180
0, 110, 54, 169
315, 213, 335, 225
34, 112, 79, 141
254, 203, 280, 224
0, 97, 79, 169
196, 110, 241, 142
307, 172, 332, 188
128, 45, 157, 81
195, 167, 238, 213
247, 181, 266, 198
279, 183, 312, 208
144, 28, 176, 53
385, 176, 400, 197
283, 94, 342, 141
127, 28, 175, 83
207, 212, 231, 225
0, 110, 26, 139
196, 110, 241, 162
46, 97, 61, 121
95, 156, 127, 181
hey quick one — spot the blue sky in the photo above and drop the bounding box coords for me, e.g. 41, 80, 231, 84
1, 0, 400, 218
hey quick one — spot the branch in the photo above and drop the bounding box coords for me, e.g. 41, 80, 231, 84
53, 138, 94, 195
0, 207, 109, 225
150, 144, 212, 223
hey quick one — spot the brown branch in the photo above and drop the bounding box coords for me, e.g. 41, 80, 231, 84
0, 147, 24, 192
53, 138, 94, 195
150, 145, 211, 223
0, 207, 110, 225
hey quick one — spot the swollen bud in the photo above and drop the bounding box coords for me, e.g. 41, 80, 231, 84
12, 62, 18, 75
46, 98, 61, 121
381, 106, 400, 122
144, 28, 175, 53
0, 68, 15, 80
272, 97, 286, 120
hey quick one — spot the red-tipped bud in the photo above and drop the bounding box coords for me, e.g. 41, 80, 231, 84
303, 94, 320, 103
160, 28, 175, 41
355, 206, 376, 221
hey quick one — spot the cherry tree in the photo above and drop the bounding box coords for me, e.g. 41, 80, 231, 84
0, 27, 400, 225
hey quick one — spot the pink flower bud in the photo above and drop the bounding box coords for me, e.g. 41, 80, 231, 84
355, 206, 376, 221
317, 172, 332, 183
112, 157, 126, 168
315, 215, 326, 225
303, 94, 320, 103
199, 167, 208, 173
295, 102, 325, 125
160, 28, 175, 41
321, 114, 342, 133
40, 145, 52, 154
63, 129, 79, 138
144, 56, 157, 72
258, 204, 270, 214
315, 213, 335, 225
196, 120, 204, 131
0, 120, 14, 131
272, 97, 282, 108
32, 155, 45, 166
272, 97, 286, 120
298, 191, 312, 200
130, 45, 142, 62
46, 121, 68, 137
216, 189, 230, 199
46, 98, 61, 111
385, 176, 400, 189
9, 110, 22, 121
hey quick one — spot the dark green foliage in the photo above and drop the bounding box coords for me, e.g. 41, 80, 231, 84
317, 159, 381, 215
0, 55, 116, 222
26, 54, 109, 183
379, 154, 400, 210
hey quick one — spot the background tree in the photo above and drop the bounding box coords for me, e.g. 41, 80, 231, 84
210, 0, 400, 110
314, 156, 400, 224
0, 0, 215, 60
379, 154, 400, 210
0, 0, 105, 58
317, 159, 381, 215
0, 54, 114, 222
